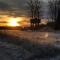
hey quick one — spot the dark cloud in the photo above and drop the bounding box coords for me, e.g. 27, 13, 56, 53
0, 0, 49, 17
0, 0, 48, 8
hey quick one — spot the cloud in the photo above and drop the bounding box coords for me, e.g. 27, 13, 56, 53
0, 0, 49, 17
0, 0, 49, 8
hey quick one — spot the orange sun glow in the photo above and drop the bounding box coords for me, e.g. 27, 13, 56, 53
7, 18, 20, 27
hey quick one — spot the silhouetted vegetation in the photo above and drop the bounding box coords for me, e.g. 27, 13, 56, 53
48, 0, 60, 30
48, 0, 55, 22
55, 0, 60, 30
27, 0, 41, 30
27, 0, 41, 19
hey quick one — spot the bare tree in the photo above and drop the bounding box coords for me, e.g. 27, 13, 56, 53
48, 0, 55, 22
26, 0, 41, 30
27, 0, 34, 18
27, 0, 41, 19
48, 0, 58, 22
34, 0, 41, 19
55, 0, 60, 29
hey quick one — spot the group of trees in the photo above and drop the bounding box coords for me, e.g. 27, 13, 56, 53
27, 0, 41, 19
55, 0, 60, 29
48, 0, 59, 21
27, 0, 42, 29
27, 0, 60, 30
48, 0, 60, 29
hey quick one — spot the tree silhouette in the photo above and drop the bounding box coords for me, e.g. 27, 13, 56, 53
55, 0, 60, 30
27, 0, 41, 30
34, 0, 41, 19
27, 0, 34, 18
48, 0, 60, 29
27, 0, 41, 19
48, 0, 58, 22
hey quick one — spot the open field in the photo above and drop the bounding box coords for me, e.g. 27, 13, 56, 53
0, 30, 57, 45
0, 30, 60, 60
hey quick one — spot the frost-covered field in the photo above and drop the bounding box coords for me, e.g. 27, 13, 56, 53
1, 30, 58, 44
0, 30, 60, 60
0, 42, 32, 60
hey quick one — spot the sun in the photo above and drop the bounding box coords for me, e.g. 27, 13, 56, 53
9, 20, 19, 26
7, 17, 19, 27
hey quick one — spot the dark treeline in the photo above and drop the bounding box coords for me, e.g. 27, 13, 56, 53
55, 0, 60, 30
27, 0, 60, 30
27, 0, 41, 30
48, 0, 60, 30
27, 0, 42, 19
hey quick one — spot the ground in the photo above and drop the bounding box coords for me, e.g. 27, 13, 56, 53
1, 30, 57, 44
0, 30, 60, 60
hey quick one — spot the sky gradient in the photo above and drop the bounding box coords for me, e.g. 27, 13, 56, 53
0, 0, 49, 18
